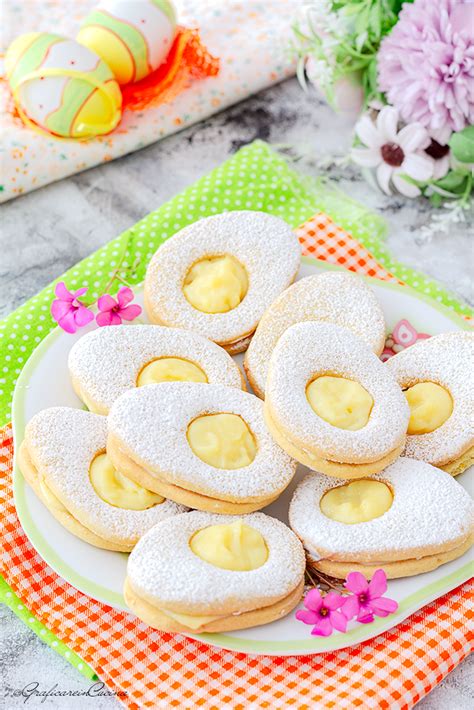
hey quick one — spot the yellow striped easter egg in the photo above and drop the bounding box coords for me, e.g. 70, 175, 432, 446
77, 0, 177, 85
5, 32, 122, 139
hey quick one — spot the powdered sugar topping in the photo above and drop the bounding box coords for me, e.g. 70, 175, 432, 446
108, 383, 296, 501
25, 407, 187, 544
289, 458, 474, 561
144, 211, 301, 344
266, 322, 409, 463
386, 332, 474, 465
68, 324, 243, 414
127, 511, 305, 614
245, 272, 386, 396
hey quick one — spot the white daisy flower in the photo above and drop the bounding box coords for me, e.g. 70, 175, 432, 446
351, 106, 433, 197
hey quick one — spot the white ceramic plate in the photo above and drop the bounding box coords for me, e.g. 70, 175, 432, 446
12, 258, 472, 656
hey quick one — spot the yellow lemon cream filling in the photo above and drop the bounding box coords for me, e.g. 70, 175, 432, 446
159, 609, 224, 630
183, 255, 248, 314
137, 357, 208, 386
320, 479, 393, 524
90, 453, 164, 510
187, 413, 257, 469
190, 520, 269, 571
159, 522, 269, 630
306, 375, 374, 431
404, 382, 453, 435
39, 478, 67, 513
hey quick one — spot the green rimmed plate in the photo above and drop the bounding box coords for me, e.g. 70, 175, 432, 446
12, 258, 473, 655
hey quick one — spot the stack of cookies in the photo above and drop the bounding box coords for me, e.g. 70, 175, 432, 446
20, 210, 473, 635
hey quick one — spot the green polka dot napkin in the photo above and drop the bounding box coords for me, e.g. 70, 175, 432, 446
0, 140, 471, 680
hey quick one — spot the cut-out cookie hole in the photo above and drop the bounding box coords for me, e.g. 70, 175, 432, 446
183, 255, 248, 314
89, 452, 164, 510
189, 520, 269, 570
137, 357, 208, 387
404, 382, 453, 435
320, 479, 393, 524
306, 375, 374, 431
186, 413, 257, 469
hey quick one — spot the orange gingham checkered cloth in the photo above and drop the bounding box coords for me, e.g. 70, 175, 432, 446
1, 213, 472, 710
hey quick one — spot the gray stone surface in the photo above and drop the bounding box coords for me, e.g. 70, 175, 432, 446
1, 77, 472, 708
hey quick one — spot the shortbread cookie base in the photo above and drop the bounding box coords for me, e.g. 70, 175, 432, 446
264, 404, 403, 479
308, 535, 473, 580
70, 373, 107, 415
440, 445, 474, 477
124, 577, 304, 633
18, 442, 132, 552
243, 361, 265, 399
107, 434, 279, 514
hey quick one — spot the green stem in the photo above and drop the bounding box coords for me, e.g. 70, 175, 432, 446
460, 173, 473, 206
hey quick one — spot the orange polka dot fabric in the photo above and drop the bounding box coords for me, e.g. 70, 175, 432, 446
1, 213, 472, 708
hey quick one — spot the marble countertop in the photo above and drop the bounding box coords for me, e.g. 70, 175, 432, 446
1, 77, 472, 708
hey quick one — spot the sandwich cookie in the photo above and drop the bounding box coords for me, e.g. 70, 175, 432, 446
144, 211, 301, 354
264, 322, 409, 478
289, 458, 474, 579
386, 331, 474, 476
245, 272, 386, 397
68, 324, 244, 415
19, 408, 187, 551
124, 511, 306, 632
107, 382, 297, 514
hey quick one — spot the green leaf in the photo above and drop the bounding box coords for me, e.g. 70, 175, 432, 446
433, 170, 469, 194
449, 126, 474, 163
355, 31, 368, 51
355, 7, 370, 35
369, 4, 382, 37
429, 192, 443, 208
342, 4, 365, 17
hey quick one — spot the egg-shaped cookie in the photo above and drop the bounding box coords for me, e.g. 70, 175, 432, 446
124, 511, 306, 632
144, 211, 301, 354
107, 382, 297, 513
244, 272, 386, 397
18, 407, 187, 551
68, 324, 244, 415
264, 322, 409, 478
386, 331, 474, 476
289, 458, 474, 579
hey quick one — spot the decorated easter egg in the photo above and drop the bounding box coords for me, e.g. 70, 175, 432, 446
5, 33, 122, 138
77, 0, 177, 85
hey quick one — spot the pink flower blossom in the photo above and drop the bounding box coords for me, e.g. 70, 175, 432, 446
342, 570, 398, 624
295, 588, 347, 637
50, 282, 94, 334
377, 0, 474, 138
96, 286, 142, 327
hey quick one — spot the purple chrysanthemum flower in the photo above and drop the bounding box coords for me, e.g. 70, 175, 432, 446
377, 0, 474, 142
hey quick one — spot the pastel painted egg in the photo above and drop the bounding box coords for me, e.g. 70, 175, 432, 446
5, 33, 122, 138
77, 0, 177, 85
